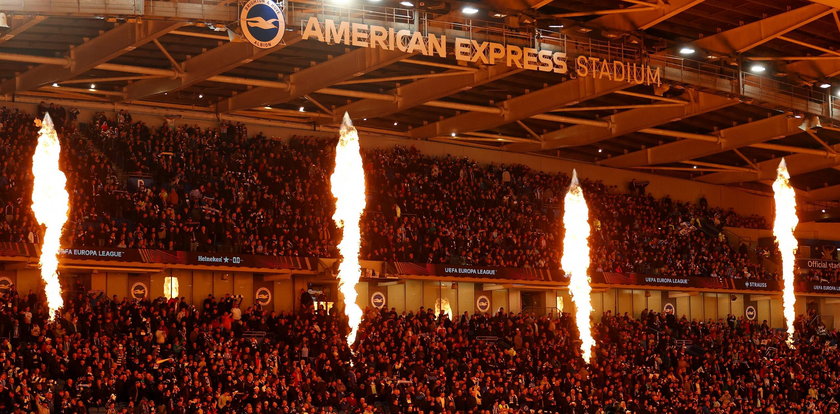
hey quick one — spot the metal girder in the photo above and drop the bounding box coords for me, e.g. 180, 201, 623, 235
785, 57, 840, 79
325, 64, 521, 124
409, 76, 629, 140
539, 91, 737, 150
216, 47, 410, 113
693, 4, 834, 55
697, 142, 840, 184
812, 0, 840, 8
600, 115, 803, 167
123, 33, 303, 101
0, 16, 47, 46
0, 20, 186, 95
806, 184, 840, 201
589, 0, 705, 31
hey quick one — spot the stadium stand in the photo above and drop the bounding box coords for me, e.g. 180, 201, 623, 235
4, 106, 773, 282
0, 285, 835, 413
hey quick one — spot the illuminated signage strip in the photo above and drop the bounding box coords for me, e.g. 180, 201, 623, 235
299, 17, 662, 87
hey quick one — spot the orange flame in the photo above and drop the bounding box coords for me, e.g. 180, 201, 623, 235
772, 158, 798, 347
561, 170, 594, 363
30, 113, 69, 320
331, 113, 366, 347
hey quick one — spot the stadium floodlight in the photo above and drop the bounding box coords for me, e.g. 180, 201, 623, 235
749, 64, 766, 74
678, 46, 695, 55
462, 6, 479, 15
400, 1, 414, 7
819, 82, 831, 89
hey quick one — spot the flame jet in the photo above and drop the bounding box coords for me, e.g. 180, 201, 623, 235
772, 158, 799, 347
30, 113, 69, 320
561, 170, 594, 363
331, 113, 366, 348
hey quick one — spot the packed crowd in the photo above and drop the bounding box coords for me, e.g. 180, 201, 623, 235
0, 105, 777, 281
363, 146, 773, 280
0, 286, 837, 413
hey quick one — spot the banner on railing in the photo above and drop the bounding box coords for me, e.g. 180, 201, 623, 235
384, 263, 839, 293
0, 242, 314, 271
386, 262, 562, 282
593, 272, 781, 292
800, 258, 840, 270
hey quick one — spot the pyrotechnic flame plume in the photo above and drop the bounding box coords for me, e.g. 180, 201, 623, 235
772, 158, 799, 347
561, 170, 595, 363
331, 113, 366, 348
30, 113, 69, 320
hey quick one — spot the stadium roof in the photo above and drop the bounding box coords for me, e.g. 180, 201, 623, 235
0, 0, 839, 202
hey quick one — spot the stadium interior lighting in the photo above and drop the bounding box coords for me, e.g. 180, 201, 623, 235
89, 83, 96, 89
819, 83, 831, 89
549, 24, 564, 28
678, 46, 695, 55
51, 83, 59, 87
299, 106, 305, 112
750, 64, 766, 73
451, 132, 456, 137
400, 1, 414, 6
198, 94, 203, 99
462, 6, 479, 15
597, 148, 602, 153
490, 12, 507, 18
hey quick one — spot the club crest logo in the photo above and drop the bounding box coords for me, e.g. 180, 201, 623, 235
240, 0, 285, 49
256, 287, 272, 306
370, 292, 386, 309
131, 282, 148, 300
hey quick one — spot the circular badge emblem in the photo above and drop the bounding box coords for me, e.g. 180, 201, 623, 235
131, 282, 148, 300
745, 305, 757, 321
370, 292, 386, 309
240, 0, 285, 49
663, 302, 675, 315
255, 287, 272, 306
0, 276, 12, 293
476, 295, 491, 313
